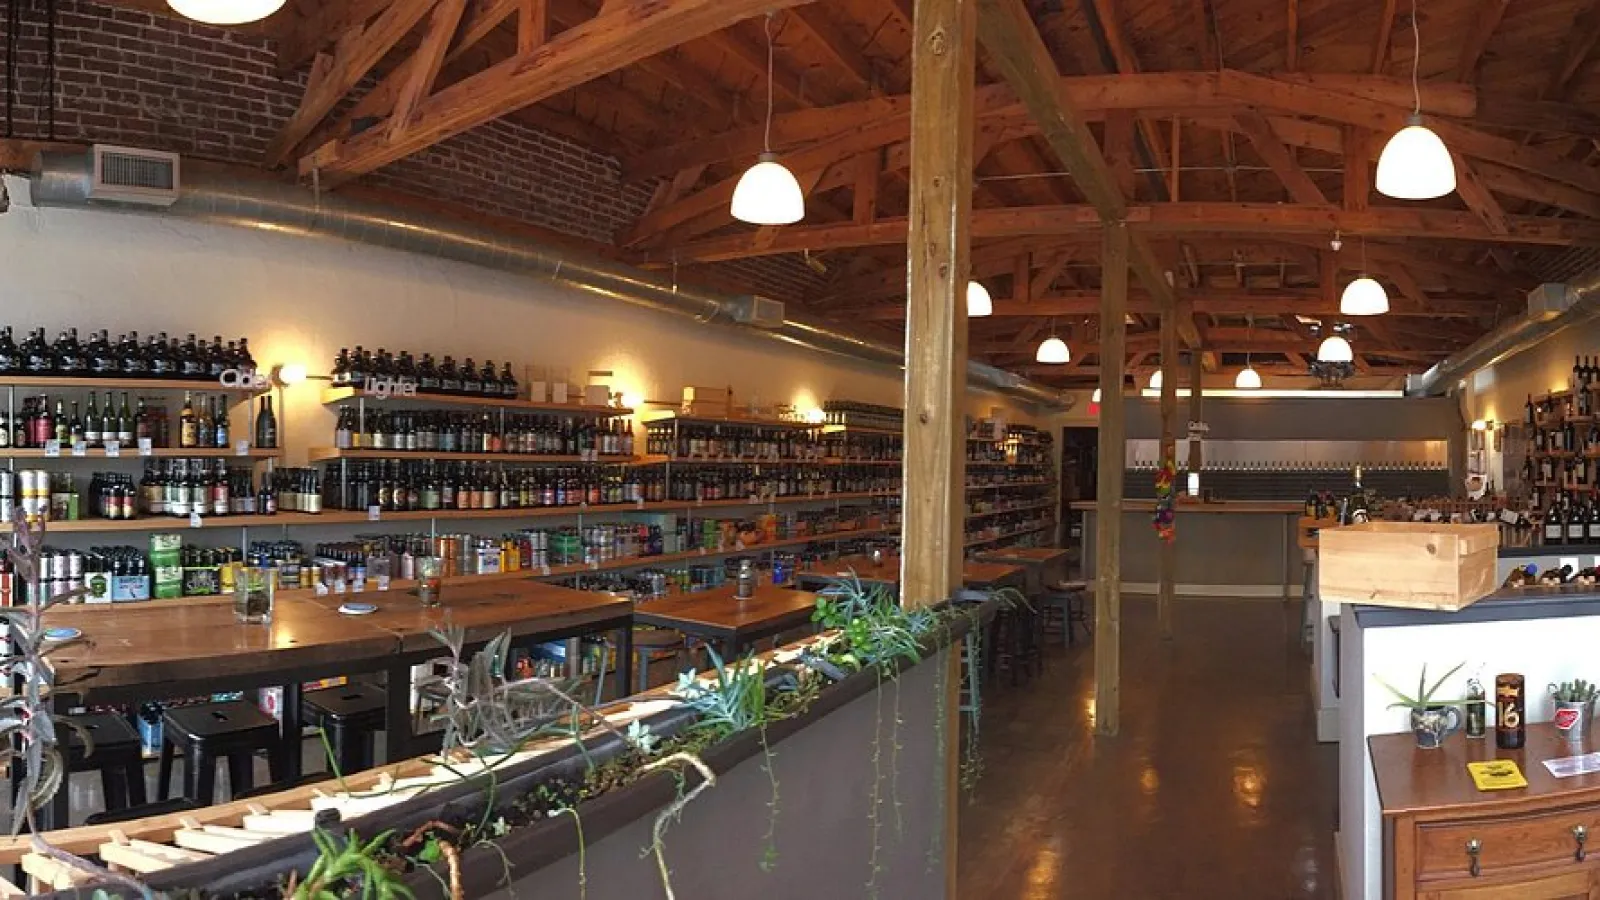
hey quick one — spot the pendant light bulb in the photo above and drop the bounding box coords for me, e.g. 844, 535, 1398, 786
966, 281, 993, 317
731, 153, 805, 225
167, 0, 285, 23
1148, 369, 1163, 391
1376, 115, 1456, 200
1234, 366, 1262, 390
1340, 276, 1390, 316
1035, 336, 1070, 364
1091, 388, 1102, 403
731, 15, 804, 225
1317, 335, 1355, 363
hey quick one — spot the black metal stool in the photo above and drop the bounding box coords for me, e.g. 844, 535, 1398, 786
303, 683, 387, 775
64, 711, 147, 815
83, 797, 200, 827
157, 700, 282, 805
632, 629, 689, 693
987, 606, 1042, 685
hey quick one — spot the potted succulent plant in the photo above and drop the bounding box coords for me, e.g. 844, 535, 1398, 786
1549, 679, 1599, 742
1376, 662, 1468, 749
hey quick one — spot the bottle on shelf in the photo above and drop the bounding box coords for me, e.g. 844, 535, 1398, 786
255, 395, 277, 450
179, 392, 198, 449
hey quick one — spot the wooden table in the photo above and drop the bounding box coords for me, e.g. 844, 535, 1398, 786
633, 583, 821, 658
796, 554, 1025, 595
31, 580, 633, 827
976, 547, 1070, 594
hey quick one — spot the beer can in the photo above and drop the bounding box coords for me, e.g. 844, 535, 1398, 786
1496, 673, 1526, 750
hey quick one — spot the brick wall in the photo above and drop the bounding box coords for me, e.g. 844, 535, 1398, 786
0, 0, 825, 301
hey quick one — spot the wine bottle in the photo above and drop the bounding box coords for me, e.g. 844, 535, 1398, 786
179, 392, 198, 449
116, 393, 133, 444
1546, 504, 1565, 545
254, 395, 277, 450
213, 395, 230, 449
84, 392, 101, 447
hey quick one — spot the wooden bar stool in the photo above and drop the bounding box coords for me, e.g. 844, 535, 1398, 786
157, 701, 283, 805
64, 711, 147, 815
303, 683, 387, 775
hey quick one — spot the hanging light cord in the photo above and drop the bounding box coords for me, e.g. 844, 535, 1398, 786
1408, 0, 1421, 115
1245, 314, 1253, 371
763, 14, 776, 153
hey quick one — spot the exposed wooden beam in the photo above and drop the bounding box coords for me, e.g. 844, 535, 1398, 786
1546, 3, 1600, 99
852, 150, 880, 225
301, 0, 808, 185
1454, 0, 1510, 81
976, 0, 1198, 347
701, 29, 810, 107
1342, 126, 1371, 211
1285, 0, 1298, 73
268, 0, 440, 167
276, 0, 391, 75
1190, 0, 1217, 70
853, 289, 1498, 319
1094, 220, 1128, 737
1370, 0, 1397, 74
655, 202, 1600, 262
789, 6, 879, 92
1235, 111, 1327, 205
518, 0, 548, 53
1452, 152, 1511, 236
388, 0, 469, 141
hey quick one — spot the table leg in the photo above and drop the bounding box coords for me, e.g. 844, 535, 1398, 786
564, 637, 581, 679
384, 660, 414, 764
614, 625, 633, 700
722, 637, 738, 663
280, 681, 304, 782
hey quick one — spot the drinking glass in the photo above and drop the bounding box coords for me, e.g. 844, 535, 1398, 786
417, 556, 443, 608
234, 565, 275, 625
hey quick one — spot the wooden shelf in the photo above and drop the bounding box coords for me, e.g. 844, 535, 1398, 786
306, 448, 641, 464
0, 376, 265, 394
963, 522, 1053, 549
0, 512, 334, 534
820, 424, 902, 436
965, 501, 1056, 521
966, 480, 1054, 491
320, 385, 629, 416
643, 411, 817, 430
965, 460, 1052, 468
4, 446, 282, 460
638, 455, 900, 467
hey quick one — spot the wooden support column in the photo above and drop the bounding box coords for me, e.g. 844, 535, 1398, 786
1157, 308, 1178, 641
903, 0, 974, 890
1187, 348, 1205, 475
1094, 221, 1129, 737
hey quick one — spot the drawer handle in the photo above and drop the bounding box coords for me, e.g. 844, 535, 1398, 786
1577, 825, 1588, 862
1467, 838, 1482, 877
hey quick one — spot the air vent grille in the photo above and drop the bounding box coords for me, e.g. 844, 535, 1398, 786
100, 151, 175, 191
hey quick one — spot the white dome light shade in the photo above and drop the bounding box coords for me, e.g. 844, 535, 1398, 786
1091, 388, 1102, 403
1148, 369, 1163, 390
1317, 335, 1355, 363
167, 0, 285, 24
730, 153, 805, 225
1035, 336, 1070, 364
966, 281, 993, 317
1340, 276, 1390, 316
1376, 114, 1457, 200
1234, 366, 1263, 390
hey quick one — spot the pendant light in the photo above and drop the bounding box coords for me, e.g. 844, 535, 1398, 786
730, 16, 805, 225
1317, 334, 1355, 363
1035, 319, 1070, 363
1235, 314, 1262, 389
1092, 388, 1102, 403
966, 281, 993, 317
1375, 0, 1455, 200
1148, 369, 1163, 391
167, 0, 285, 23
1340, 237, 1390, 316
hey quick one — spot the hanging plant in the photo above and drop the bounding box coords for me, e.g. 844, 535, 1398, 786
1153, 457, 1177, 543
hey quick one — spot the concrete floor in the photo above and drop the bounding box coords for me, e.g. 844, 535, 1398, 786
956, 596, 1340, 899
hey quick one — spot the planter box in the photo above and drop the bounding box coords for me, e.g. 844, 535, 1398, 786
1318, 522, 1499, 611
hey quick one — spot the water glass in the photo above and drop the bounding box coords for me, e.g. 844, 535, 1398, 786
234, 565, 275, 624
417, 556, 443, 608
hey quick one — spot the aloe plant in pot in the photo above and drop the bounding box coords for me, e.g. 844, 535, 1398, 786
1549, 679, 1599, 742
1376, 662, 1469, 749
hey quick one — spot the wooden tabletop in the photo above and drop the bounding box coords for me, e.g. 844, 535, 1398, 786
1071, 500, 1302, 514
633, 583, 821, 641
299, 578, 634, 653
976, 547, 1070, 566
44, 597, 399, 695
810, 555, 1024, 589
1371, 723, 1600, 818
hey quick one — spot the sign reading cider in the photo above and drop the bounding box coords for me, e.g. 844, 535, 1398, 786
218, 367, 271, 391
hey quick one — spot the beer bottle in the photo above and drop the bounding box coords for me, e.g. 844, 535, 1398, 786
1496, 673, 1526, 750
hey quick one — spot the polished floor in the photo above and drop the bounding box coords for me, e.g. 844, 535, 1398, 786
956, 596, 1339, 899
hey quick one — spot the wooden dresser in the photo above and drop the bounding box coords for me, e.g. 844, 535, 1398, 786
1372, 724, 1600, 899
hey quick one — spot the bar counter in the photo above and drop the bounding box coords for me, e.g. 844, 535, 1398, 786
1073, 499, 1302, 598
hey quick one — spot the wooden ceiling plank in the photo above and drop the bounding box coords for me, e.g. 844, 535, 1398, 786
1235, 111, 1327, 205
1453, 0, 1510, 82
518, 0, 548, 53
1342, 126, 1371, 211
388, 0, 469, 140
1370, 0, 1397, 74
789, 6, 879, 92
301, 0, 806, 185
268, 0, 440, 167
276, 0, 392, 75
975, 0, 1197, 347
1190, 0, 1217, 71
1030, 250, 1074, 298
1545, 3, 1600, 99
1285, 0, 1298, 73
852, 149, 880, 225
853, 290, 1493, 320
700, 29, 810, 107
1451, 152, 1511, 237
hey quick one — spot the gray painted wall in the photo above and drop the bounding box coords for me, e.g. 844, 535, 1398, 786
1122, 395, 1463, 441
491, 648, 951, 899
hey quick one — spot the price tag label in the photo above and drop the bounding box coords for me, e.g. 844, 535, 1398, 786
367, 505, 381, 522
579, 501, 588, 509
235, 440, 250, 457
589, 560, 599, 570
695, 498, 703, 507
103, 440, 120, 458
749, 495, 759, 505
70, 441, 87, 458
188, 511, 202, 529
635, 498, 645, 510
540, 564, 552, 576
376, 575, 391, 592
137, 438, 153, 456
43, 440, 60, 458
735, 540, 746, 551
697, 547, 707, 556
314, 582, 329, 596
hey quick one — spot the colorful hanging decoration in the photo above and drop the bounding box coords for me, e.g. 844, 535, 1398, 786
1153, 457, 1177, 543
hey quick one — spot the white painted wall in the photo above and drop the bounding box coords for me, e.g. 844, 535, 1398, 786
0, 174, 1036, 467
1340, 607, 1600, 899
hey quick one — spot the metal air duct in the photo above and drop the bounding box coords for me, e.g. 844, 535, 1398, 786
27, 150, 1071, 410
1406, 269, 1600, 396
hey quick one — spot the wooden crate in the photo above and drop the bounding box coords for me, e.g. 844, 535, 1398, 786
1297, 516, 1340, 550
1318, 522, 1499, 611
